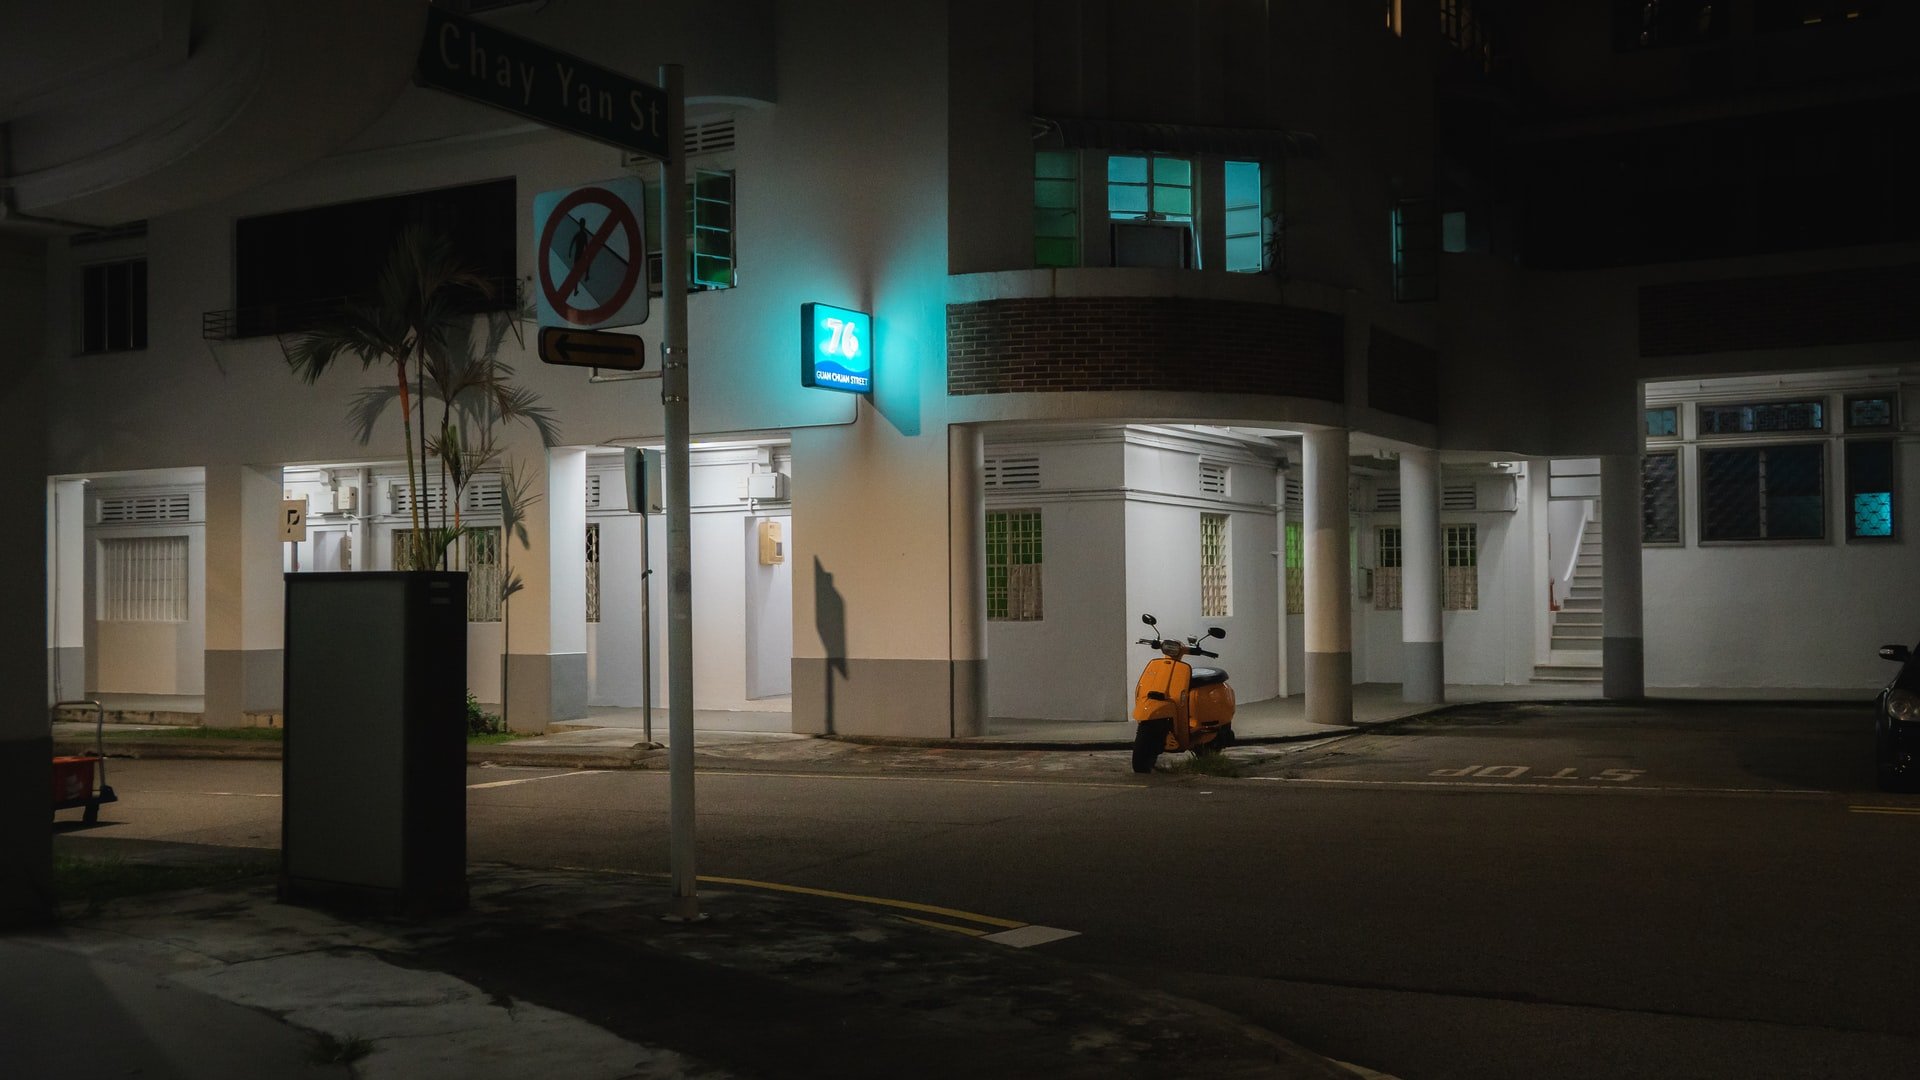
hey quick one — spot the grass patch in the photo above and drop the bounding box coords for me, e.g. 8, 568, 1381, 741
468, 731, 529, 745
100, 726, 283, 741
1168, 751, 1244, 778
54, 852, 275, 906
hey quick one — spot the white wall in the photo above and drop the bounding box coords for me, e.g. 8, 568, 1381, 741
84, 477, 206, 695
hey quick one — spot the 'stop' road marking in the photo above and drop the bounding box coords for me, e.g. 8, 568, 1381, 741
468, 770, 598, 790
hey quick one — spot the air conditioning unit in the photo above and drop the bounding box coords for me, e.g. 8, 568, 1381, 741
743, 472, 789, 501
1110, 221, 1194, 269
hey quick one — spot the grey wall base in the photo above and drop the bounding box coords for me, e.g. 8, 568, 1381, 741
0, 735, 52, 925
1402, 641, 1445, 704
504, 652, 589, 733
205, 649, 284, 727
46, 648, 83, 706
1306, 651, 1353, 725
1603, 637, 1645, 700
793, 658, 988, 738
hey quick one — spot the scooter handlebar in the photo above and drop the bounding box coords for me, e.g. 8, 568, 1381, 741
1191, 648, 1219, 659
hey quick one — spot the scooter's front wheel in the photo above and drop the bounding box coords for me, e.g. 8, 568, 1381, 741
1132, 719, 1172, 773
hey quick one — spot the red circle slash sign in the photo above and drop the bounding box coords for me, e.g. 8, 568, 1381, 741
537, 186, 643, 326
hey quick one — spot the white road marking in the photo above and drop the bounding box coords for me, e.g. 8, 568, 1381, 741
981, 925, 1081, 948
190, 792, 281, 798
1849, 805, 1920, 816
467, 770, 598, 790
1252, 776, 1828, 797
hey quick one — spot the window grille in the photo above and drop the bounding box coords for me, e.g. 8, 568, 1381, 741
99, 536, 189, 622
986, 510, 1043, 621
80, 259, 148, 353
1200, 513, 1230, 617
586, 523, 601, 622
1224, 161, 1266, 273
97, 492, 192, 525
1284, 521, 1304, 614
1698, 400, 1824, 435
1700, 444, 1824, 541
392, 527, 503, 619
1845, 439, 1896, 540
984, 456, 1041, 489
1642, 451, 1682, 545
1374, 526, 1403, 611
1392, 198, 1438, 302
1646, 407, 1679, 438
1034, 150, 1079, 268
1199, 462, 1229, 497
1443, 524, 1478, 610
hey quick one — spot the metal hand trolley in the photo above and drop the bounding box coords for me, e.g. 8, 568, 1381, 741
52, 700, 117, 823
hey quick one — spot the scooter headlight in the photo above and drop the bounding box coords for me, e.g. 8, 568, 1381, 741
1890, 689, 1920, 723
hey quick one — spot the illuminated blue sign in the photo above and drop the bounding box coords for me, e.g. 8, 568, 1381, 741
801, 303, 872, 394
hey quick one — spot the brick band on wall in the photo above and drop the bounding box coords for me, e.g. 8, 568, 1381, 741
1368, 327, 1438, 424
947, 298, 1345, 400
1640, 264, 1920, 358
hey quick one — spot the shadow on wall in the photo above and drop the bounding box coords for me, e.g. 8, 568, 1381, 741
814, 556, 847, 735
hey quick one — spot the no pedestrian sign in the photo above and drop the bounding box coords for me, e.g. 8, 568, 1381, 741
534, 178, 650, 331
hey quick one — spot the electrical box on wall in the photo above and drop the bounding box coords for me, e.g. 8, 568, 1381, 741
758, 519, 784, 565
744, 472, 788, 501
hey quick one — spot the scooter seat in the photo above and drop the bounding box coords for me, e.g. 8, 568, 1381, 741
1189, 667, 1228, 687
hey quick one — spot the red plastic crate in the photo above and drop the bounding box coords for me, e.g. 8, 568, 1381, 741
52, 755, 97, 807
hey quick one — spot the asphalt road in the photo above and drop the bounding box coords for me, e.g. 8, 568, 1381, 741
55, 702, 1920, 1079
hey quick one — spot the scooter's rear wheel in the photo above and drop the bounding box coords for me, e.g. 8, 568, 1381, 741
1132, 719, 1172, 773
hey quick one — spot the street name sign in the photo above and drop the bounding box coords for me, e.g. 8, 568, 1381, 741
415, 6, 669, 160
534, 178, 649, 330
539, 326, 646, 371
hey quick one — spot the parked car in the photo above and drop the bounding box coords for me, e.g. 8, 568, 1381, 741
1875, 640, 1920, 791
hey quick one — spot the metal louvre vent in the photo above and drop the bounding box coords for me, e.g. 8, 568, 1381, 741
624, 118, 736, 168
1199, 462, 1229, 497
1442, 484, 1477, 511
464, 475, 504, 514
390, 481, 449, 517
1284, 476, 1303, 513
586, 472, 604, 510
985, 456, 1041, 489
97, 492, 191, 524
1375, 486, 1402, 513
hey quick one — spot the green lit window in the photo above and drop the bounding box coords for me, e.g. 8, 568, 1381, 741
1645, 407, 1678, 438
1846, 439, 1896, 540
1392, 198, 1438, 302
1034, 151, 1079, 268
1284, 521, 1304, 615
1108, 154, 1192, 224
646, 169, 736, 294
986, 509, 1043, 621
1224, 161, 1266, 272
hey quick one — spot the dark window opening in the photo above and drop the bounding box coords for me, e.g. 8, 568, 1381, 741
1845, 439, 1896, 539
1643, 451, 1681, 544
1701, 444, 1825, 541
80, 260, 147, 354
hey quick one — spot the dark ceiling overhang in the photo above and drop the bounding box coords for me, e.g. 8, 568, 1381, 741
1032, 116, 1321, 159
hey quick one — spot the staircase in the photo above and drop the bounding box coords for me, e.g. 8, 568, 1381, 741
1534, 507, 1604, 684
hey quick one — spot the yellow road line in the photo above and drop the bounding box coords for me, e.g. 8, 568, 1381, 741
891, 914, 990, 937
1849, 805, 1920, 816
698, 875, 1026, 930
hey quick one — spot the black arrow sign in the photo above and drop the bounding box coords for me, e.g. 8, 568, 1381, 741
539, 327, 647, 371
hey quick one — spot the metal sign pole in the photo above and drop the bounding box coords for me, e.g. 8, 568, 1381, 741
641, 512, 653, 746
660, 64, 700, 922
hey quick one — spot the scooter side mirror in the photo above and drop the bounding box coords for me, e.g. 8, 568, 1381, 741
1207, 627, 1226, 639
1142, 614, 1157, 627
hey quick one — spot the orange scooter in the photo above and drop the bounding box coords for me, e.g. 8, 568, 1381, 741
1131, 614, 1235, 773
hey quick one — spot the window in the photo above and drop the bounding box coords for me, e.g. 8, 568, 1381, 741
1201, 514, 1230, 617
1392, 198, 1438, 302
393, 527, 504, 619
99, 536, 189, 622
646, 169, 736, 294
1108, 154, 1192, 224
1756, 1, 1881, 32
1034, 151, 1079, 268
1645, 407, 1679, 438
80, 259, 148, 353
1643, 451, 1682, 545
1699, 400, 1824, 435
1224, 161, 1267, 273
1374, 526, 1403, 611
586, 523, 601, 622
1700, 444, 1825, 541
986, 510, 1043, 621
1847, 394, 1896, 431
1846, 440, 1896, 540
1386, 0, 1403, 35
1443, 524, 1478, 610
1284, 522, 1304, 615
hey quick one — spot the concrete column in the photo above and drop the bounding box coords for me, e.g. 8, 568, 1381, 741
203, 465, 285, 728
504, 447, 589, 731
1600, 454, 1645, 699
46, 479, 86, 704
1, 233, 50, 925
948, 425, 987, 737
1399, 448, 1444, 703
1304, 427, 1352, 725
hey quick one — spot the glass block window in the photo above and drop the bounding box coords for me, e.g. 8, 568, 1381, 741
1700, 444, 1825, 541
1284, 521, 1304, 615
1392, 197, 1438, 302
1108, 154, 1192, 224
1224, 160, 1266, 273
1443, 524, 1478, 610
1034, 150, 1079, 268
1643, 451, 1681, 545
393, 527, 503, 619
1645, 407, 1679, 438
81, 259, 148, 354
1698, 400, 1824, 435
99, 536, 189, 622
1846, 439, 1896, 540
1374, 526, 1403, 611
986, 510, 1043, 621
1847, 394, 1896, 431
586, 523, 601, 622
1200, 513, 1230, 617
